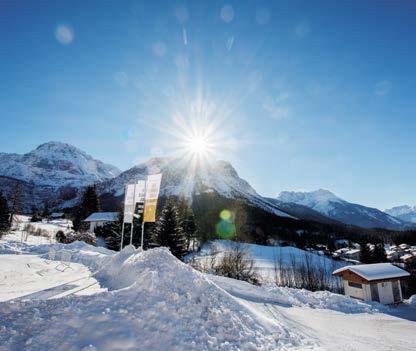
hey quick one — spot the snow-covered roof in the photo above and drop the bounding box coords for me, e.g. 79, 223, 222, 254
345, 249, 360, 255
51, 212, 64, 217
333, 263, 410, 281
400, 254, 415, 261
84, 212, 119, 222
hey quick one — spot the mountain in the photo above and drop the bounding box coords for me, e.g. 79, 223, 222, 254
98, 157, 294, 219
0, 142, 120, 210
385, 205, 416, 224
0, 142, 120, 187
276, 189, 411, 230
264, 197, 342, 225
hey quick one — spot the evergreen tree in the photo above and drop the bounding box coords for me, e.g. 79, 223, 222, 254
41, 201, 50, 218
8, 183, 21, 226
372, 243, 388, 263
152, 197, 187, 259
177, 196, 197, 250
360, 242, 372, 263
101, 210, 124, 250
73, 185, 100, 231
30, 206, 41, 222
0, 191, 10, 235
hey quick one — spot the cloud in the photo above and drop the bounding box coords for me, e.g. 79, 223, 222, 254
294, 21, 310, 38
55, 24, 74, 45
374, 80, 392, 96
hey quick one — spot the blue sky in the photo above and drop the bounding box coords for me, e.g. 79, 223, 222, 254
1, 0, 415, 209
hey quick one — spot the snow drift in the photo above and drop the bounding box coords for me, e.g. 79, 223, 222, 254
0, 245, 301, 350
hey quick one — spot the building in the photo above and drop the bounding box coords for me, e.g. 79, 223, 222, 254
83, 212, 119, 232
50, 212, 65, 219
333, 263, 410, 304
344, 249, 360, 261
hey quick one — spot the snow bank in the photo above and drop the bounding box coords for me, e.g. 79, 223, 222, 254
0, 246, 306, 350
405, 294, 416, 306
210, 275, 382, 314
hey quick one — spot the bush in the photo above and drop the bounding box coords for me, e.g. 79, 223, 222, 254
55, 230, 96, 246
55, 230, 66, 243
274, 249, 343, 292
23, 224, 49, 237
190, 244, 259, 285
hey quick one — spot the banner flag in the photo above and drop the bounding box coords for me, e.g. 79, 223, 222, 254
134, 180, 146, 212
123, 184, 136, 223
143, 173, 162, 222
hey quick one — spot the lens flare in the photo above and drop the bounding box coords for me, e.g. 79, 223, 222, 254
216, 209, 236, 239
220, 209, 232, 220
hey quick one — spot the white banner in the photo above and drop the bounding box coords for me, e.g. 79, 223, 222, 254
134, 180, 146, 205
123, 184, 136, 223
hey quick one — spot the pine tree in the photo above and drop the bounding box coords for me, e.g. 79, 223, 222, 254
73, 185, 100, 231
372, 243, 388, 263
41, 201, 50, 218
360, 242, 372, 263
177, 196, 197, 250
152, 197, 187, 259
30, 206, 41, 222
8, 183, 21, 226
0, 191, 10, 235
102, 211, 124, 251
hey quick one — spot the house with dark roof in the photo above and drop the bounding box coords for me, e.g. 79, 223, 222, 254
333, 263, 410, 304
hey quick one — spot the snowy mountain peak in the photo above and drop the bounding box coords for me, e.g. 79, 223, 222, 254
98, 157, 293, 219
100, 157, 257, 199
0, 142, 120, 187
277, 189, 411, 229
385, 205, 416, 224
277, 189, 343, 215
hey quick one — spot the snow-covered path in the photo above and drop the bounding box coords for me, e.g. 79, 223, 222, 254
212, 275, 416, 351
0, 254, 104, 302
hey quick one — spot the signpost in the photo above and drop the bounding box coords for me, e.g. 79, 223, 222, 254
120, 174, 162, 250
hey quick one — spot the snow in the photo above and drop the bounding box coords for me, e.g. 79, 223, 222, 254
98, 157, 295, 220
1, 236, 415, 350
84, 212, 119, 222
385, 205, 416, 223
277, 189, 408, 229
188, 240, 347, 283
0, 141, 120, 190
333, 263, 410, 281
277, 189, 343, 216
0, 244, 297, 350
0, 254, 104, 302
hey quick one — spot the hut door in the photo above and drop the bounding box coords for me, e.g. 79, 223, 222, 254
392, 281, 401, 302
370, 283, 380, 302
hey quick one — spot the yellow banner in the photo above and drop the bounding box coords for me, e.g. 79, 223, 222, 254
143, 174, 162, 222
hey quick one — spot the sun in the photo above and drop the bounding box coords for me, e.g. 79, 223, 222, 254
187, 136, 209, 155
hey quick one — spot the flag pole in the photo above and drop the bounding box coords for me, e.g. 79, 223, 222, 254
120, 221, 125, 251
129, 182, 137, 246
141, 180, 147, 249
140, 221, 145, 249
120, 184, 127, 250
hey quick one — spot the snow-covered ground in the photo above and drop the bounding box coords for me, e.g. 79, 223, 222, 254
6, 215, 73, 245
187, 240, 348, 283
0, 234, 415, 350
